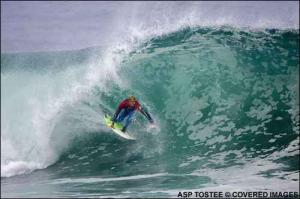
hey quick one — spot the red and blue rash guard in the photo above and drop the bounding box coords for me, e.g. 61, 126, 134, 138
112, 99, 153, 123
118, 99, 142, 112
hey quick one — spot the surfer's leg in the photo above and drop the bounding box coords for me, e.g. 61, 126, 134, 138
115, 110, 127, 123
123, 111, 135, 130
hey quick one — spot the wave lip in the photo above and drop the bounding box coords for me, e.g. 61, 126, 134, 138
2, 2, 299, 53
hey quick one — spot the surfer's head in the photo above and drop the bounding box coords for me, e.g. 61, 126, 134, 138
128, 96, 137, 106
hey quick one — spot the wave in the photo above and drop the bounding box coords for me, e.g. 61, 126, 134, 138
1, 26, 299, 190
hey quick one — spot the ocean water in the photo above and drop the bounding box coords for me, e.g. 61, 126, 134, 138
1, 26, 299, 198
1, 2, 299, 197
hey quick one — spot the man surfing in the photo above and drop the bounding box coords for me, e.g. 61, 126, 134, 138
111, 96, 154, 132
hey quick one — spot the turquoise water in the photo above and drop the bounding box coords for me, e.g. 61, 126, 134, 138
1, 27, 299, 197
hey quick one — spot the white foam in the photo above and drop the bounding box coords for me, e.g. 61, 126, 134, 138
50, 172, 168, 184
1, 161, 44, 178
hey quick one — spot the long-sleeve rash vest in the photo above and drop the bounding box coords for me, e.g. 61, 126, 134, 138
112, 99, 153, 123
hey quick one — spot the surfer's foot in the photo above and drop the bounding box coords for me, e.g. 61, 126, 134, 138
121, 127, 127, 132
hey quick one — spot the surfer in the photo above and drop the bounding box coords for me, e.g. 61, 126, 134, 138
111, 96, 154, 132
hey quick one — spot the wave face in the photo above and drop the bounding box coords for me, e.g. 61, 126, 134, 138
1, 27, 299, 197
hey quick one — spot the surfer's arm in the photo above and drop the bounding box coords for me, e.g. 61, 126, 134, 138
139, 107, 154, 123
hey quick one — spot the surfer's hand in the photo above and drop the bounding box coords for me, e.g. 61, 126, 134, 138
149, 119, 154, 124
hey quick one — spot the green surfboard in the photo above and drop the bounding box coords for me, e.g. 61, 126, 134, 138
104, 114, 136, 140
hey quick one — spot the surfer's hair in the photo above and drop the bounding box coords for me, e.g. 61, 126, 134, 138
129, 96, 137, 101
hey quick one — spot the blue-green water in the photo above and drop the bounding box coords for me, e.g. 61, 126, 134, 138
1, 27, 299, 197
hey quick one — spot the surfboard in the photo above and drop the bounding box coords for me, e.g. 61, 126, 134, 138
104, 114, 136, 140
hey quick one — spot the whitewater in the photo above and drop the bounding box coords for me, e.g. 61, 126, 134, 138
1, 2, 299, 198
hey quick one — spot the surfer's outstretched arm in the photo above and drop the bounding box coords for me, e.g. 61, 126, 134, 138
140, 107, 154, 123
